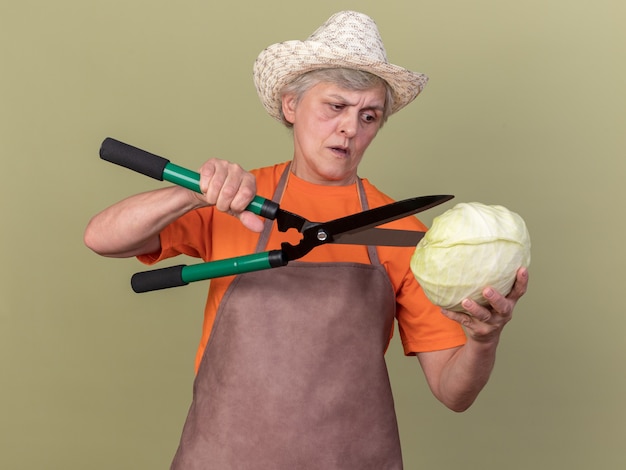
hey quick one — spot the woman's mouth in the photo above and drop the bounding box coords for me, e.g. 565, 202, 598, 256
330, 146, 349, 157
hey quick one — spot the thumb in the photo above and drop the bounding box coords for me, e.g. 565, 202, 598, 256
237, 211, 265, 233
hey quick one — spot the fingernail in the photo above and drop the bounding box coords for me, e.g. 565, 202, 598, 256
484, 288, 494, 299
462, 299, 472, 308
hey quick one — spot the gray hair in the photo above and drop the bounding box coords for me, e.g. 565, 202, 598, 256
278, 68, 394, 128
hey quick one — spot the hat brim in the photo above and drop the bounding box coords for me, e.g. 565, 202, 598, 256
254, 40, 428, 121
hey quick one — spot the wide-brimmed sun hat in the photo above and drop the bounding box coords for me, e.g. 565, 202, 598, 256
253, 10, 428, 121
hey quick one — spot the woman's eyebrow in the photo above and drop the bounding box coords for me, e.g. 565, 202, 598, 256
327, 93, 384, 112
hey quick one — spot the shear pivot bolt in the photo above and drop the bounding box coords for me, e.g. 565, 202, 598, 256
317, 229, 328, 241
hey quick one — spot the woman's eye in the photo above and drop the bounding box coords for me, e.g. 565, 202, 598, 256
361, 113, 377, 123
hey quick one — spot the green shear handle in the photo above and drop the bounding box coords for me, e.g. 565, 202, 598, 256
130, 251, 286, 293
100, 137, 279, 220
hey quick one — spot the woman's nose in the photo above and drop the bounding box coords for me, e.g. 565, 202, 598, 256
339, 115, 357, 138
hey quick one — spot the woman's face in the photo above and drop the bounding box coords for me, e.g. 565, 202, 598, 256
281, 81, 386, 186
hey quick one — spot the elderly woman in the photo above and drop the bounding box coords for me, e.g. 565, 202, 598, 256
85, 11, 528, 469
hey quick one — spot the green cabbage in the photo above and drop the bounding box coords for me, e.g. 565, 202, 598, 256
410, 202, 531, 312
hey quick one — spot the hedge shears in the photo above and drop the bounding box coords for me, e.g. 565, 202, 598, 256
99, 138, 453, 293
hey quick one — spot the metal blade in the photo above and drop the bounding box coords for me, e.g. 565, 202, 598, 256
323, 194, 454, 241
332, 228, 425, 246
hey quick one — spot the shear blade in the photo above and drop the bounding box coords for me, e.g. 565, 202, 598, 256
325, 194, 453, 240
332, 228, 425, 247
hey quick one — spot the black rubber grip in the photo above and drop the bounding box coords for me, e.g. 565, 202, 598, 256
100, 137, 170, 181
267, 250, 288, 268
131, 265, 188, 293
258, 199, 280, 220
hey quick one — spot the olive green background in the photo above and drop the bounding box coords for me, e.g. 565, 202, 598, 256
1, 1, 624, 468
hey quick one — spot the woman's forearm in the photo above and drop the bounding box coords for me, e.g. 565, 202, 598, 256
418, 338, 499, 412
437, 340, 498, 412
84, 185, 203, 258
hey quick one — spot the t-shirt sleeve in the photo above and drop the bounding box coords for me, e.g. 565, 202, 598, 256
395, 266, 467, 355
137, 207, 214, 265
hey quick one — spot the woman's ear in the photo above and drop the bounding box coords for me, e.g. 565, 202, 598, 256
281, 93, 297, 124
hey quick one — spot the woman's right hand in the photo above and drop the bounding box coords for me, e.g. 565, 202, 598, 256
195, 159, 264, 233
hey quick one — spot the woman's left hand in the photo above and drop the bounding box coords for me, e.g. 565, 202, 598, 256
441, 267, 529, 344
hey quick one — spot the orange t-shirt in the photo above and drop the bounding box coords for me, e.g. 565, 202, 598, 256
139, 162, 466, 372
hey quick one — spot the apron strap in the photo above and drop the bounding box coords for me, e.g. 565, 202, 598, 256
254, 162, 291, 253
355, 175, 382, 267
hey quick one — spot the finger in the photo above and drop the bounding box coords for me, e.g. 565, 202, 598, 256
214, 176, 241, 212
460, 298, 492, 323
200, 160, 227, 205
227, 175, 256, 214
238, 211, 265, 233
481, 285, 516, 318
507, 267, 529, 301
198, 163, 215, 194
440, 308, 476, 328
